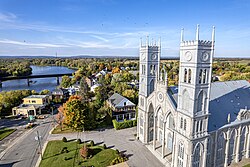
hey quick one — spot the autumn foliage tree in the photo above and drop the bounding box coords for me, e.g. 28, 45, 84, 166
56, 106, 64, 131
63, 96, 88, 130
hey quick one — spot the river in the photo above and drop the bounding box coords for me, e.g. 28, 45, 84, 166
0, 65, 76, 92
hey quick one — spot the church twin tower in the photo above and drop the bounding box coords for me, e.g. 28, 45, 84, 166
138, 25, 215, 167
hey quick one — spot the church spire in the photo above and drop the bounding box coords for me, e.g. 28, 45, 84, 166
181, 28, 184, 42
212, 26, 215, 43
196, 24, 200, 41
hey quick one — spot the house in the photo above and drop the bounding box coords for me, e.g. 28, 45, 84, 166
85, 75, 96, 88
12, 104, 44, 117
91, 84, 101, 92
107, 93, 136, 121
95, 70, 107, 78
12, 95, 50, 117
23, 95, 50, 105
138, 27, 250, 167
68, 84, 80, 95
50, 88, 69, 101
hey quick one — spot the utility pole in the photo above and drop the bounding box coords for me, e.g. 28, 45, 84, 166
36, 131, 43, 160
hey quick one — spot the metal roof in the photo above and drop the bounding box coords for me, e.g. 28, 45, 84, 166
108, 93, 135, 108
167, 80, 250, 132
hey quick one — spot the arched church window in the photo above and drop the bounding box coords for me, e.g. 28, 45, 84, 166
178, 142, 184, 167
168, 114, 175, 129
167, 133, 173, 151
202, 69, 206, 83
184, 119, 187, 130
182, 90, 190, 111
184, 68, 187, 82
240, 127, 247, 157
180, 117, 183, 129
149, 79, 154, 94
206, 138, 211, 166
229, 130, 236, 163
197, 90, 204, 112
150, 65, 155, 75
188, 69, 192, 83
193, 144, 202, 167
217, 133, 225, 164
142, 65, 146, 75
199, 120, 203, 132
199, 69, 202, 84
196, 121, 199, 133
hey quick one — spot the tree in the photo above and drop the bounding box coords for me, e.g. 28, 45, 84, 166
122, 72, 134, 82
56, 106, 64, 131
122, 89, 138, 104
40, 89, 50, 95
114, 82, 128, 95
60, 75, 72, 88
79, 77, 90, 101
63, 96, 88, 130
112, 67, 120, 74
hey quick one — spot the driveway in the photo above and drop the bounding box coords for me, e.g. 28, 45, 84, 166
48, 127, 164, 167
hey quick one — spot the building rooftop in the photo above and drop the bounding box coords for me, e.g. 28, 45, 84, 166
108, 93, 135, 108
25, 95, 48, 99
167, 80, 250, 132
14, 104, 45, 109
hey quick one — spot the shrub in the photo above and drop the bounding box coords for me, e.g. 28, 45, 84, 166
61, 147, 69, 154
62, 137, 67, 142
115, 149, 119, 154
76, 139, 81, 144
112, 119, 137, 130
80, 145, 92, 159
103, 144, 107, 149
110, 156, 128, 165
90, 140, 94, 147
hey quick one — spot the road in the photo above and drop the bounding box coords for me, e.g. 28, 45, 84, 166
0, 117, 53, 167
0, 119, 28, 129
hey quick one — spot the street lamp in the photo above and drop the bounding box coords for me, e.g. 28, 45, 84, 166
35, 131, 43, 160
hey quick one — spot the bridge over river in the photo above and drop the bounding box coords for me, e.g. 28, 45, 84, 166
0, 73, 73, 87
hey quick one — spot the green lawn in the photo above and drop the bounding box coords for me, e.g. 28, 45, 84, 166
243, 164, 250, 167
51, 125, 77, 134
0, 128, 16, 141
39, 140, 119, 167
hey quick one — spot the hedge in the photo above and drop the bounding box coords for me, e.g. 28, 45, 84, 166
112, 119, 137, 130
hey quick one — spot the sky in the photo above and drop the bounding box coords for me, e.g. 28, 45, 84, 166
0, 0, 250, 58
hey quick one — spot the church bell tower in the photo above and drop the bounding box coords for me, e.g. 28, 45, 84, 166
173, 25, 215, 167
138, 37, 160, 143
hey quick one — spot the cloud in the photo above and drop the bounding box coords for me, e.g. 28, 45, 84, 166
90, 35, 109, 42
0, 12, 17, 22
0, 39, 69, 48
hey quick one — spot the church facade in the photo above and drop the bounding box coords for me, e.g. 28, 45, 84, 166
137, 25, 250, 167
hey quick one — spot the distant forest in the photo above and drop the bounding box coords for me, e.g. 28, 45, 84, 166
0, 57, 249, 83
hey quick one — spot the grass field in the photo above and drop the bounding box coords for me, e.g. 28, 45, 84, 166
39, 140, 119, 167
243, 164, 250, 167
51, 125, 77, 134
0, 128, 16, 141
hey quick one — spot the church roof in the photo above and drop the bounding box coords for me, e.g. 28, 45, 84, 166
167, 80, 250, 132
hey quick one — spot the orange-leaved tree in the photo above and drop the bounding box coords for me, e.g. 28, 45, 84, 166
57, 105, 64, 131
63, 95, 88, 130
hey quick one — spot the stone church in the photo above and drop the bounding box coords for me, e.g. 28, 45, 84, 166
137, 25, 250, 167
